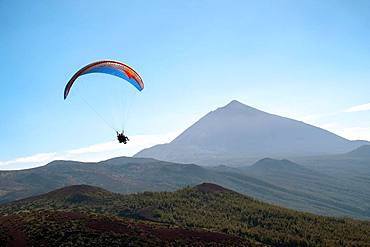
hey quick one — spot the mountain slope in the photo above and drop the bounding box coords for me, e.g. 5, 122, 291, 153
0, 157, 219, 203
246, 158, 327, 183
1, 157, 322, 218
291, 145, 370, 203
346, 144, 370, 158
135, 100, 368, 165
1, 184, 370, 247
241, 158, 370, 218
0, 156, 293, 206
1, 155, 370, 219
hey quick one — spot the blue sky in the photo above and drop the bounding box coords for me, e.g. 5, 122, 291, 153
1, 0, 370, 168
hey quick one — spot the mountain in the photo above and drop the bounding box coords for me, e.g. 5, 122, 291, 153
1, 183, 370, 247
0, 157, 219, 203
245, 158, 324, 182
135, 100, 368, 165
241, 157, 370, 219
0, 156, 288, 205
346, 144, 370, 157
249, 157, 311, 171
291, 144, 370, 181
1, 156, 370, 219
291, 145, 370, 199
2, 157, 324, 218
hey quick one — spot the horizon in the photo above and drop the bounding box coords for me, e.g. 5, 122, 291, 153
2, 1, 370, 169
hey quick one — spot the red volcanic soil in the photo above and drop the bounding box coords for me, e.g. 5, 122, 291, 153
0, 215, 27, 247
88, 219, 243, 244
43, 184, 111, 197
5, 184, 112, 208
0, 211, 88, 247
0, 211, 248, 246
31, 184, 111, 200
195, 183, 234, 193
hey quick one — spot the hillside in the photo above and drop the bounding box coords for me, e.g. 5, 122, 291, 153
135, 100, 368, 165
241, 158, 370, 219
1, 156, 370, 219
0, 157, 216, 203
0, 210, 249, 246
245, 158, 330, 187
291, 145, 370, 201
1, 184, 370, 247
346, 144, 370, 157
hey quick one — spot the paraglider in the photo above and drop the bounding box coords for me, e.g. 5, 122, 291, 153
117, 131, 129, 144
64, 60, 144, 144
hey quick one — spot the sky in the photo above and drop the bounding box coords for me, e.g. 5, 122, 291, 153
1, 0, 370, 169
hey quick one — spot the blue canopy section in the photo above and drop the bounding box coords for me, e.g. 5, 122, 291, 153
84, 66, 143, 91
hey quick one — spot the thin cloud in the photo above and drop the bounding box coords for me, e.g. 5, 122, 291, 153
0, 131, 180, 170
0, 152, 58, 166
320, 123, 370, 141
344, 103, 370, 113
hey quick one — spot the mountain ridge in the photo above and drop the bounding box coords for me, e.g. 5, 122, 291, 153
135, 100, 369, 165
1, 154, 370, 219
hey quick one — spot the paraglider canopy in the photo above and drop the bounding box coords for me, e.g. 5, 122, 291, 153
64, 60, 144, 143
64, 60, 144, 100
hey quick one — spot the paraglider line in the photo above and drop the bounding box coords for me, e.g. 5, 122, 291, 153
77, 93, 117, 132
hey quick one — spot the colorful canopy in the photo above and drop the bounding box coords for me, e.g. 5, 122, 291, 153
64, 60, 144, 99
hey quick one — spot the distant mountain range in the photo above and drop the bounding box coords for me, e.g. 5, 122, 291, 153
1, 100, 369, 220
242, 155, 370, 219
1, 183, 370, 247
135, 100, 369, 165
1, 152, 370, 219
292, 145, 370, 194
